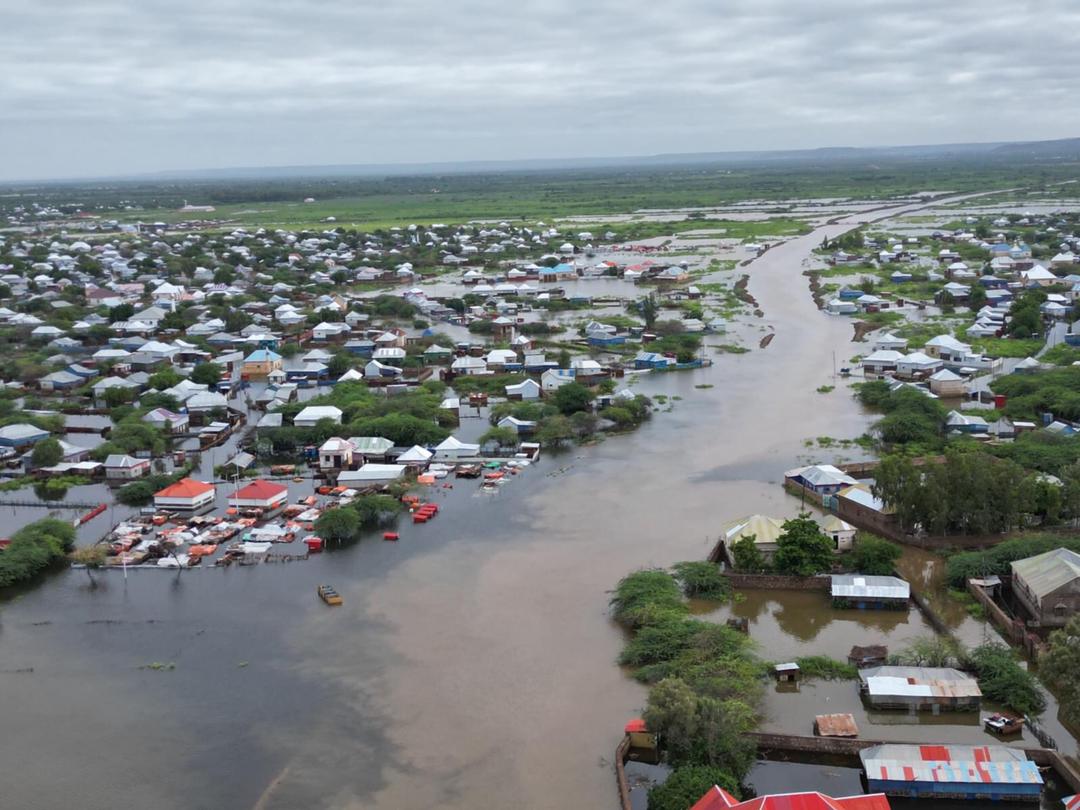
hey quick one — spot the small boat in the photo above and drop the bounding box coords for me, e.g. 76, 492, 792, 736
318, 585, 343, 606
984, 713, 1024, 735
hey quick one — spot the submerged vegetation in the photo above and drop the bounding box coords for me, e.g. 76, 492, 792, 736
612, 568, 762, 785
0, 518, 77, 588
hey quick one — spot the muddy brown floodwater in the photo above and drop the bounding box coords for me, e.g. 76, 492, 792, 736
1, 192, 1061, 810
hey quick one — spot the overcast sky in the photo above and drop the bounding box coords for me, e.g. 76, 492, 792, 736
3, 0, 1079, 181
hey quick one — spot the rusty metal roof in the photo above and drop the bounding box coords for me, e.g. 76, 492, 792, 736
815, 713, 859, 737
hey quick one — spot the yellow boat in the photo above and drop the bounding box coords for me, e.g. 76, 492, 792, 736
317, 585, 343, 606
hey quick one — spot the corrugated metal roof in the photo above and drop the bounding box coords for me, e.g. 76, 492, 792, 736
859, 666, 981, 699
1011, 548, 1080, 601
860, 744, 1042, 786
831, 574, 910, 600
815, 713, 859, 737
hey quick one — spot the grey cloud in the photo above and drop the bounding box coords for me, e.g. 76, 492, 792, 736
2, 0, 1079, 179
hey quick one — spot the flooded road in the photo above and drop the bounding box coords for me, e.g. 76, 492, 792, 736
0, 193, 1054, 810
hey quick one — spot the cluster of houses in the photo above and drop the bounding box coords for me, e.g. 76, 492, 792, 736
824, 215, 1080, 322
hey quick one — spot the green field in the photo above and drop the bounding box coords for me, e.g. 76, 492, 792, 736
8, 157, 1080, 233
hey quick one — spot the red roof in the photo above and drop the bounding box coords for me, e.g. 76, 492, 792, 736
1064, 795, 1079, 810
155, 478, 215, 499
624, 719, 647, 733
693, 789, 891, 810
231, 479, 288, 502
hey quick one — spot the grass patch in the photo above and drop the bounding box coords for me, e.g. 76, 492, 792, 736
792, 655, 859, 680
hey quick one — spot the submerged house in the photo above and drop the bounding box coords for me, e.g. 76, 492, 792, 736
831, 574, 910, 609
153, 478, 216, 511
860, 744, 1042, 801
859, 666, 981, 712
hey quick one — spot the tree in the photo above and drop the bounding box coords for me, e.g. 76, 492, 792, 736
557, 348, 571, 369
1041, 616, 1080, 726
0, 518, 78, 587
30, 437, 62, 468
70, 545, 108, 585
647, 765, 740, 810
314, 506, 360, 542
848, 535, 901, 575
552, 382, 593, 415
108, 302, 134, 323
536, 414, 573, 447
731, 534, 767, 573
148, 368, 182, 390
189, 362, 223, 386
479, 426, 519, 449
639, 294, 659, 329
773, 516, 834, 576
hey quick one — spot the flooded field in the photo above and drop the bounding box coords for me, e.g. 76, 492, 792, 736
1, 193, 1074, 810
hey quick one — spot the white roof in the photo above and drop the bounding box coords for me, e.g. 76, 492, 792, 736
397, 445, 433, 462
337, 464, 407, 483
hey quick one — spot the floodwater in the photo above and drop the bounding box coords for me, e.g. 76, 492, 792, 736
2, 192, 1072, 810
692, 589, 937, 663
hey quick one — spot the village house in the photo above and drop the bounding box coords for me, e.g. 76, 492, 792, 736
241, 348, 283, 379
859, 666, 981, 712
228, 479, 288, 512
294, 405, 342, 427
784, 464, 858, 496
104, 454, 152, 481
143, 407, 189, 433
1011, 547, 1080, 627
153, 477, 216, 511
318, 437, 354, 470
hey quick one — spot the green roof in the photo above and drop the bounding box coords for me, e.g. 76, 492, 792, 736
1012, 548, 1080, 601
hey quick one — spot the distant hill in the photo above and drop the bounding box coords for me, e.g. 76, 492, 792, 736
56, 135, 1080, 183
990, 137, 1080, 159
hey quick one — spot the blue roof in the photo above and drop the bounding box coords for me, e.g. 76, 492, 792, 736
245, 349, 282, 362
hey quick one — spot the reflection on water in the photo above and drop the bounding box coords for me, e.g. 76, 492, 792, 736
691, 590, 936, 661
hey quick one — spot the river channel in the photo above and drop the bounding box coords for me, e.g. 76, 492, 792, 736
1, 194, 1068, 810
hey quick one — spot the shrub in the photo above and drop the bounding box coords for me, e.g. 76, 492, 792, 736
848, 535, 901, 575
610, 569, 687, 628
647, 765, 740, 810
672, 561, 730, 600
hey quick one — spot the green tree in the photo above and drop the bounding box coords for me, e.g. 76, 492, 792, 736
848, 535, 901, 575
0, 518, 78, 587
315, 506, 361, 542
108, 302, 134, 323
552, 382, 594, 415
731, 534, 767, 573
30, 437, 63, 468
536, 414, 573, 447
647, 765, 740, 810
148, 368, 183, 390
639, 294, 659, 329
773, 516, 833, 576
189, 362, 223, 386
479, 426, 519, 449
1041, 616, 1080, 725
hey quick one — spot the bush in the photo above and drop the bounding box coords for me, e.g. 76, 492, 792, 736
0, 518, 77, 587
794, 655, 858, 680
848, 535, 901, 575
966, 643, 1045, 716
647, 765, 740, 810
611, 569, 688, 628
672, 561, 730, 600
773, 516, 833, 576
